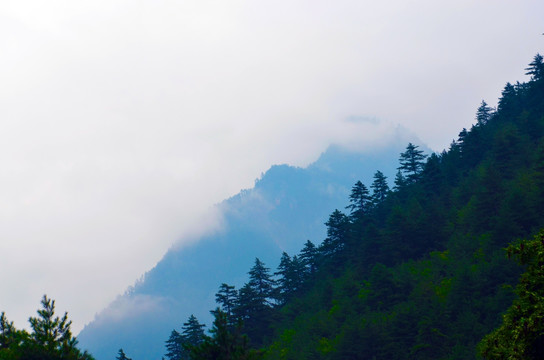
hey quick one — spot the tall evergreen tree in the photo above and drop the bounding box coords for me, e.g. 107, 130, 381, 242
393, 169, 407, 191
525, 53, 544, 81
28, 295, 73, 354
299, 240, 318, 275
398, 143, 427, 183
233, 283, 258, 322
320, 209, 350, 257
215, 284, 237, 320
247, 258, 276, 308
0, 312, 17, 350
475, 100, 494, 126
181, 315, 206, 348
188, 310, 261, 360
274, 253, 304, 304
164, 330, 184, 360
370, 170, 389, 205
345, 181, 371, 219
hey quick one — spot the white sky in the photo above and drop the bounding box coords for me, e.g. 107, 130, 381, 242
0, 0, 543, 333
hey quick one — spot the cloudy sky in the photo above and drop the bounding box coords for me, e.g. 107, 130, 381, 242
1, 0, 542, 333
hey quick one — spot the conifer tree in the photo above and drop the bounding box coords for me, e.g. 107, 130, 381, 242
29, 295, 73, 354
181, 315, 206, 348
274, 253, 303, 304
164, 329, 184, 360
479, 231, 544, 359
345, 181, 371, 219
393, 169, 406, 191
398, 143, 427, 183
321, 209, 350, 257
0, 312, 17, 350
370, 170, 389, 205
525, 53, 544, 81
247, 258, 276, 308
299, 240, 318, 275
498, 82, 518, 115
215, 284, 237, 320
188, 309, 261, 360
475, 100, 494, 126
233, 284, 258, 321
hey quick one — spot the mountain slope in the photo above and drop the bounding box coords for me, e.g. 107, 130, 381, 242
77, 134, 423, 360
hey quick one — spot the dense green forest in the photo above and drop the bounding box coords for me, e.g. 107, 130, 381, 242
2, 54, 543, 360
160, 53, 544, 360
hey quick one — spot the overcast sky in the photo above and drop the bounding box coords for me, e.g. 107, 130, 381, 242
1, 0, 543, 333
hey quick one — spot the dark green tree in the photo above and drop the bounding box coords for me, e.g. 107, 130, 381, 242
0, 312, 17, 349
398, 143, 427, 183
215, 284, 237, 321
247, 259, 276, 307
182, 315, 206, 348
165, 329, 184, 360
188, 310, 261, 360
497, 82, 518, 116
525, 53, 544, 81
320, 209, 350, 257
233, 284, 258, 322
24, 295, 94, 360
476, 100, 494, 126
370, 170, 389, 205
345, 181, 371, 219
479, 231, 544, 359
393, 169, 407, 191
299, 240, 318, 275
274, 253, 304, 304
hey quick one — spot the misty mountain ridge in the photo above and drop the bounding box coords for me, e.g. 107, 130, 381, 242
77, 132, 427, 360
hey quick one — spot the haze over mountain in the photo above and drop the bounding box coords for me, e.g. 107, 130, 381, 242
78, 129, 427, 360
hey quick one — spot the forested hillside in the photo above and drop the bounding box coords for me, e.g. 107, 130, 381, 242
158, 54, 544, 360
77, 133, 418, 360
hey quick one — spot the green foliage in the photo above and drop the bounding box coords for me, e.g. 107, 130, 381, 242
188, 310, 262, 360
478, 232, 544, 359
0, 296, 95, 360
398, 143, 427, 183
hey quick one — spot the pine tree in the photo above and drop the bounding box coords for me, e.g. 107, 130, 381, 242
370, 170, 389, 205
28, 295, 73, 354
321, 209, 350, 257
274, 252, 303, 304
233, 283, 258, 322
498, 82, 518, 115
215, 283, 237, 320
345, 181, 371, 219
525, 53, 544, 81
181, 315, 206, 348
0, 312, 17, 350
393, 169, 406, 191
299, 240, 318, 275
479, 231, 544, 359
188, 309, 261, 360
247, 258, 276, 308
475, 100, 494, 126
398, 143, 427, 183
164, 329, 184, 360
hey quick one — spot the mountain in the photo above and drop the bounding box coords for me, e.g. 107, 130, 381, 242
77, 132, 426, 360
